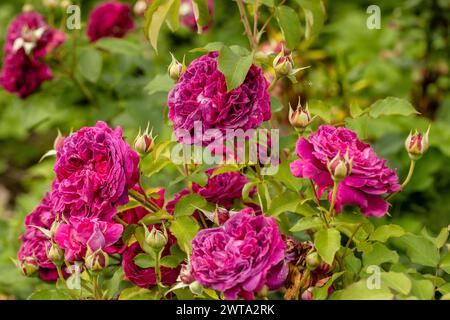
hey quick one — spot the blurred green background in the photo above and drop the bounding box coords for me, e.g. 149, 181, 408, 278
0, 0, 448, 298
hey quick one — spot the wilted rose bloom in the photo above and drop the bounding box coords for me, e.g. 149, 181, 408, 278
118, 186, 165, 225
190, 209, 287, 300
192, 168, 249, 208
122, 230, 180, 288
290, 125, 401, 217
179, 0, 214, 32
55, 217, 123, 262
52, 121, 139, 221
0, 12, 65, 98
167, 52, 271, 146
87, 1, 135, 42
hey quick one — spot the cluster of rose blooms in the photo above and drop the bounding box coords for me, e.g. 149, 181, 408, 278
8, 1, 432, 300
0, 0, 213, 98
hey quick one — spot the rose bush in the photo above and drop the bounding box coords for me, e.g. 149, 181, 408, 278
0, 0, 448, 302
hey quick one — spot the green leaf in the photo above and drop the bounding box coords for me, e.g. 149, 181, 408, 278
28, 289, 73, 300
267, 192, 300, 217
78, 47, 102, 83
192, 0, 211, 32
95, 37, 141, 56
440, 252, 450, 274
189, 42, 224, 53
271, 96, 283, 113
144, 0, 176, 51
119, 287, 160, 300
166, 0, 180, 31
397, 234, 440, 267
332, 280, 394, 300
244, 0, 274, 6
381, 272, 412, 295
314, 228, 341, 265
160, 254, 184, 268
296, 0, 326, 39
170, 216, 200, 253
369, 224, 405, 242
435, 227, 449, 249
174, 193, 207, 217
410, 278, 435, 300
134, 253, 156, 268
144, 74, 174, 96
210, 165, 240, 177
362, 243, 398, 266
276, 6, 302, 49
369, 97, 419, 118
308, 99, 331, 123
217, 46, 254, 91
290, 216, 323, 232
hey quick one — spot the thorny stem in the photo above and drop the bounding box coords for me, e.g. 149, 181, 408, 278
329, 181, 339, 217
55, 263, 65, 283
235, 0, 256, 49
268, 75, 279, 91
128, 188, 160, 213
341, 222, 364, 259
256, 0, 286, 43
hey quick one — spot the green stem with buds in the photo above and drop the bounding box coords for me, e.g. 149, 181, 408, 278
235, 0, 257, 49
401, 160, 416, 189
128, 188, 160, 212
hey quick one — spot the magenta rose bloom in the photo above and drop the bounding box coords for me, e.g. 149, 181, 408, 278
0, 12, 65, 98
55, 217, 123, 262
24, 192, 56, 229
179, 0, 214, 32
190, 209, 287, 300
290, 125, 401, 217
87, 1, 135, 42
52, 121, 139, 220
122, 230, 181, 288
167, 52, 271, 146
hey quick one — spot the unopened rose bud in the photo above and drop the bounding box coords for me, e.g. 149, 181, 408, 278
168, 53, 185, 81
189, 280, 203, 295
53, 130, 65, 151
85, 249, 109, 272
134, 0, 147, 16
60, 0, 71, 9
134, 126, 154, 157
327, 150, 353, 181
305, 252, 321, 270
301, 287, 314, 300
405, 126, 430, 160
20, 257, 39, 277
179, 263, 195, 284
47, 242, 64, 263
203, 207, 229, 225
42, 0, 58, 9
273, 51, 293, 77
22, 4, 34, 12
289, 100, 315, 132
145, 227, 168, 251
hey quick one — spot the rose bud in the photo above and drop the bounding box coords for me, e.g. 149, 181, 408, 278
273, 50, 293, 77
42, 0, 58, 9
19, 257, 39, 277
289, 100, 316, 132
47, 242, 64, 263
134, 126, 154, 157
168, 53, 185, 81
145, 227, 168, 251
305, 251, 321, 270
202, 207, 229, 225
405, 126, 430, 160
22, 4, 34, 12
133, 0, 148, 16
327, 150, 353, 181
85, 249, 109, 272
189, 280, 203, 295
301, 287, 314, 300
53, 130, 65, 151
60, 0, 71, 9
179, 263, 195, 284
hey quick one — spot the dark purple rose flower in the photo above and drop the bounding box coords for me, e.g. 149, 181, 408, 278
179, 0, 214, 32
290, 125, 401, 217
87, 1, 135, 42
0, 12, 65, 98
190, 209, 287, 300
192, 168, 249, 208
24, 192, 56, 229
167, 52, 271, 146
52, 121, 139, 221
122, 231, 181, 288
